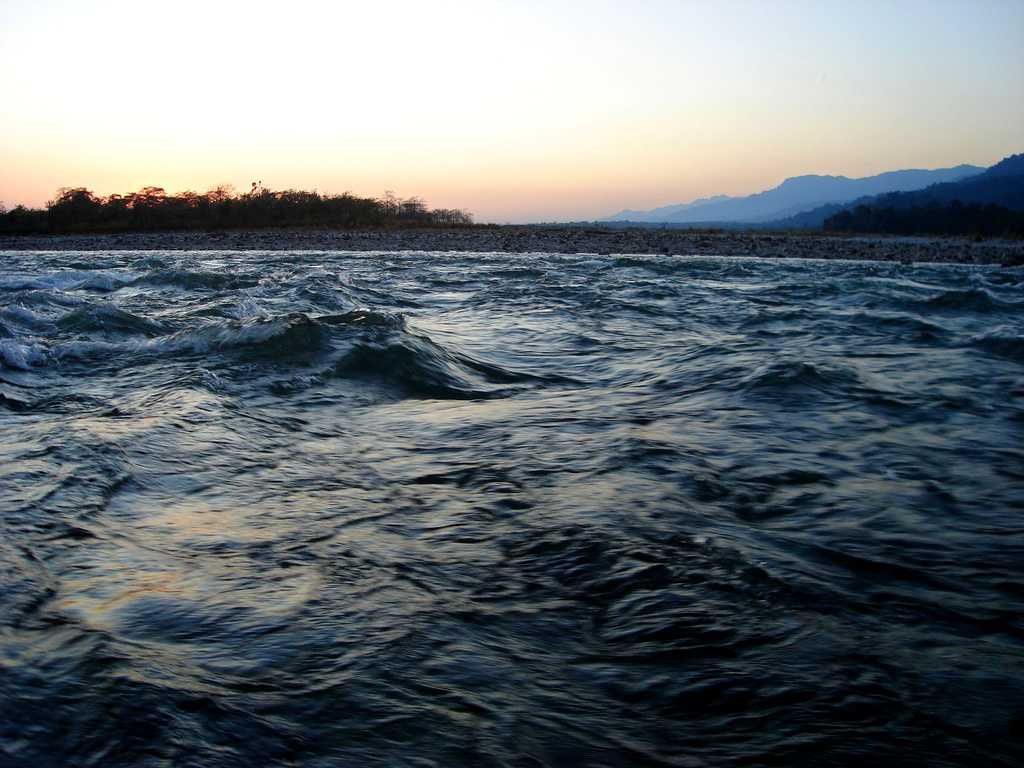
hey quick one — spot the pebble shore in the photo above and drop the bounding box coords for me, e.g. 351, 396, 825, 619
2, 227, 1022, 265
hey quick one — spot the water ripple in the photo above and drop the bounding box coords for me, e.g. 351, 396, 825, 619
1, 251, 1023, 766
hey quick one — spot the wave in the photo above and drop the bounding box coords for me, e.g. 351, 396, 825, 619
918, 287, 1022, 313
32, 305, 549, 399
131, 256, 170, 270
0, 540, 53, 621
739, 358, 863, 400
1, 304, 53, 330
57, 305, 169, 337
333, 333, 521, 399
0, 339, 48, 370
751, 281, 844, 303
44, 310, 423, 369
0, 270, 135, 293
44, 313, 324, 365
317, 310, 406, 331
843, 310, 951, 341
970, 327, 1024, 362
144, 313, 332, 359
980, 269, 1024, 288
4, 309, 414, 373
4, 289, 87, 309
613, 255, 757, 278
0, 389, 32, 410
740, 308, 819, 329
133, 269, 260, 291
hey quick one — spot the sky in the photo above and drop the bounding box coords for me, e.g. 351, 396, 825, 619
1, 0, 1022, 222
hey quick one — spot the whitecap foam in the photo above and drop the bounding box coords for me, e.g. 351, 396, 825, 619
0, 270, 136, 293
228, 297, 266, 320
0, 339, 48, 370
1, 304, 54, 329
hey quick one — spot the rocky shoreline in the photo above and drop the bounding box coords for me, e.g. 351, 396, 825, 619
2, 227, 1022, 265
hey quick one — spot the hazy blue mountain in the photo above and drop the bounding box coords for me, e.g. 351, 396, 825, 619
603, 165, 983, 224
771, 153, 1024, 228
604, 195, 731, 223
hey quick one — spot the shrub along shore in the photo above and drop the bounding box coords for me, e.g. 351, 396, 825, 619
0, 185, 472, 234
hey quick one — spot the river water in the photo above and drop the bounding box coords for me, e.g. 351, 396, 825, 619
1, 250, 1023, 766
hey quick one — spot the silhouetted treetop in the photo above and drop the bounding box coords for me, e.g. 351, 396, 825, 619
1, 184, 473, 234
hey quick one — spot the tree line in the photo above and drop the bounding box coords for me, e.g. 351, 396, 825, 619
0, 184, 473, 234
824, 200, 1024, 238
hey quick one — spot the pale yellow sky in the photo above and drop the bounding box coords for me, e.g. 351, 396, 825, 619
1, 0, 1021, 222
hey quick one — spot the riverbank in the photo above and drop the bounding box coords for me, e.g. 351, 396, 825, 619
2, 227, 1022, 264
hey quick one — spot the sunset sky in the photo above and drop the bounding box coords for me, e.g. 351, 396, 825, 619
2, 0, 1022, 222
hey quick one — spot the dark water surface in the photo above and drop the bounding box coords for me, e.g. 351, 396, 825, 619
2, 250, 1023, 767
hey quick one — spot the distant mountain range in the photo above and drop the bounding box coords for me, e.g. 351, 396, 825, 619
602, 164, 984, 225
849, 153, 1024, 210
774, 153, 1024, 228
819, 154, 1024, 237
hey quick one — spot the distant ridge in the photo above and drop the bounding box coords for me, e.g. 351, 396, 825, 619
605, 195, 730, 223
981, 152, 1024, 178
773, 153, 1024, 229
820, 153, 1024, 236
602, 164, 983, 225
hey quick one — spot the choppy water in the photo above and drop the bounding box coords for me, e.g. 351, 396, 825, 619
2, 249, 1023, 767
